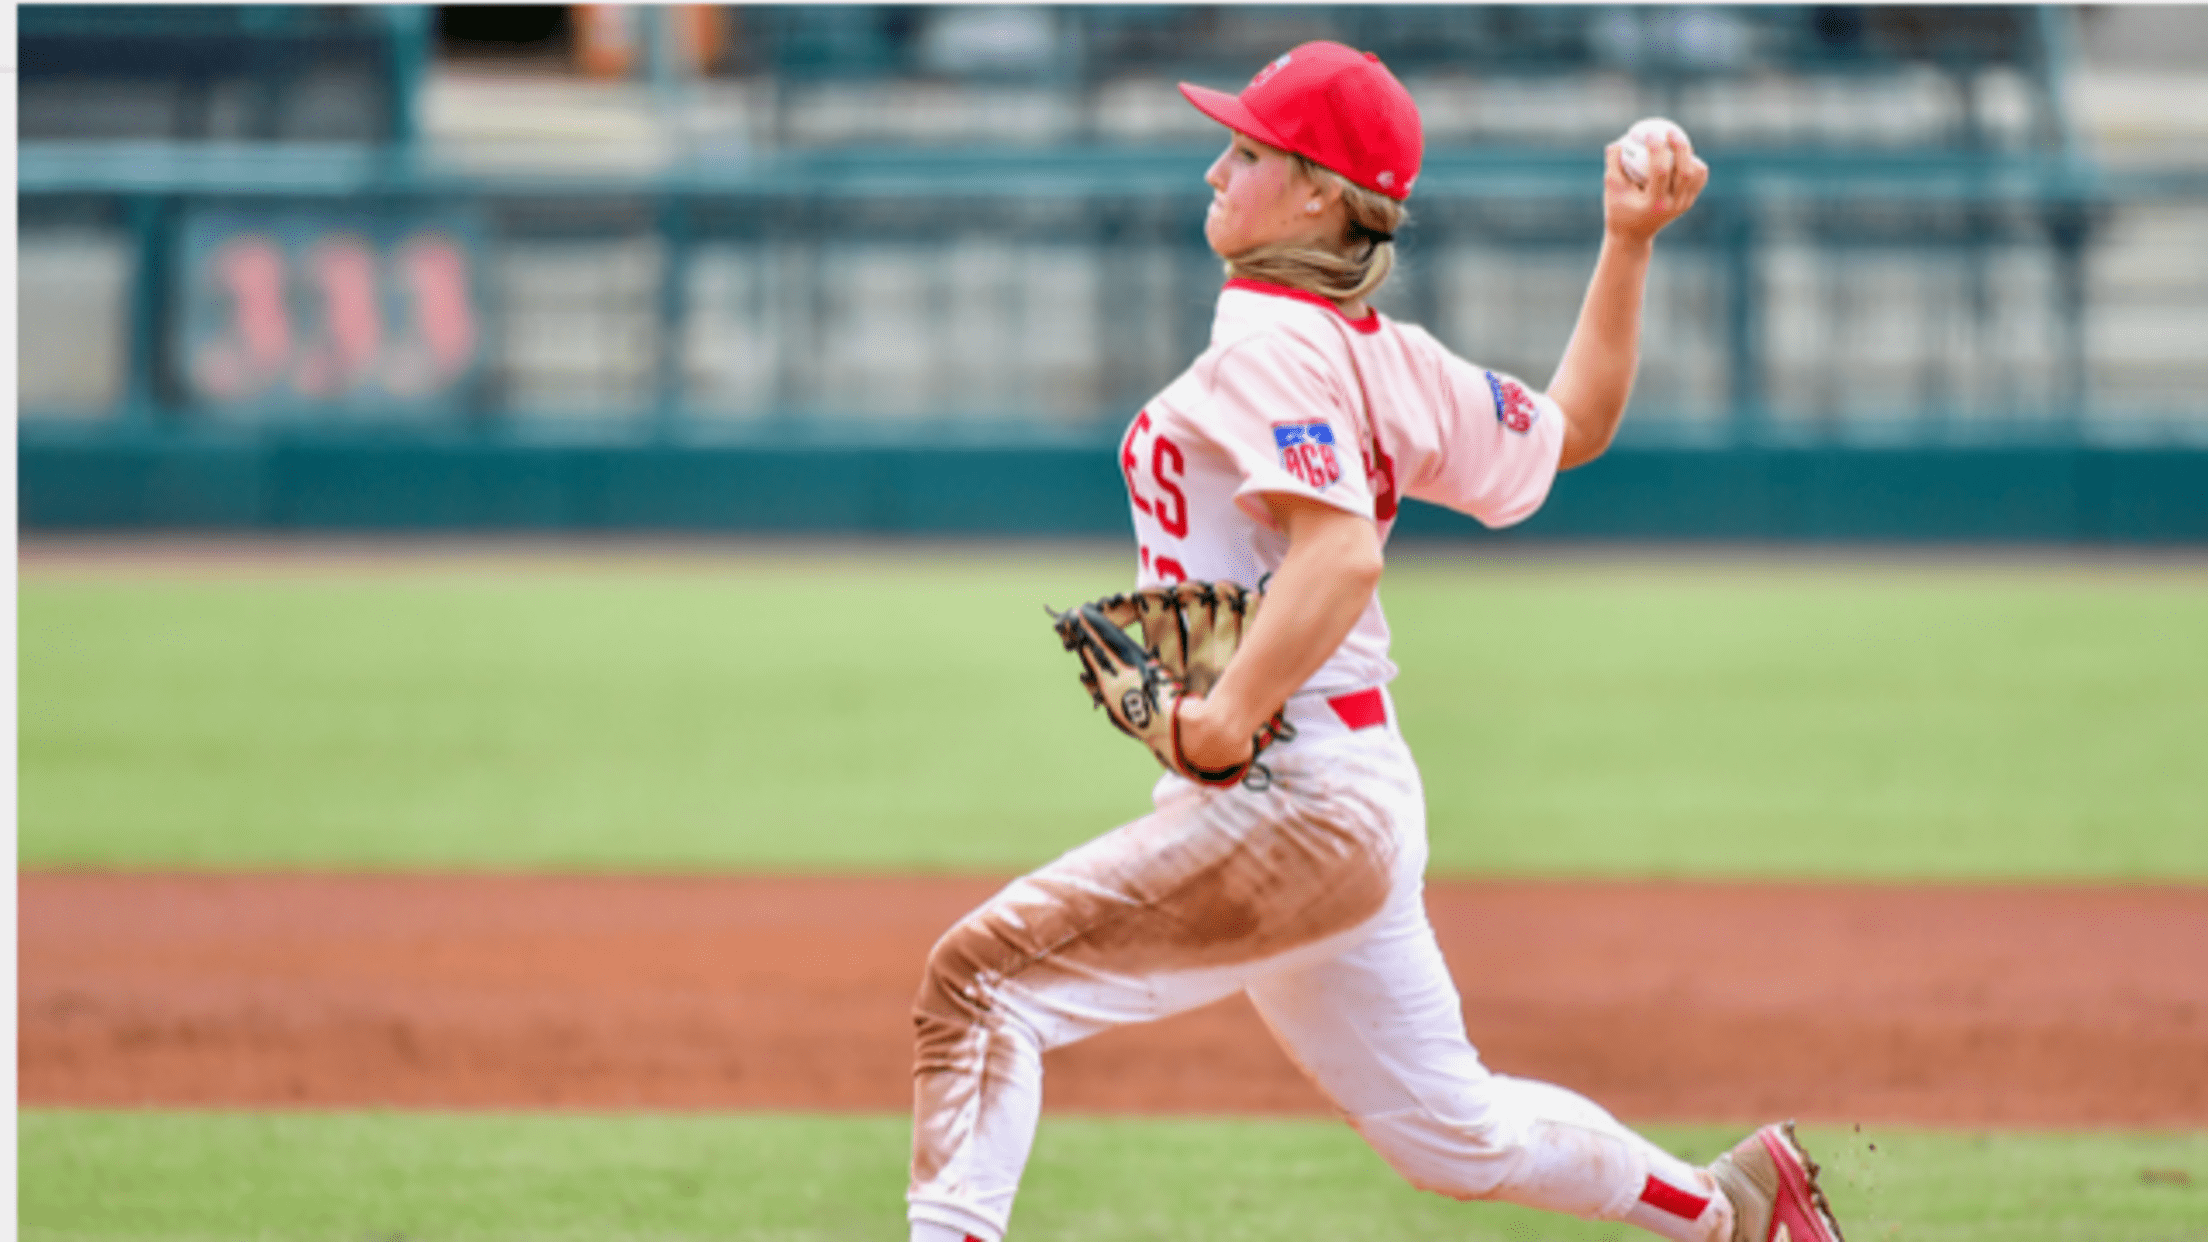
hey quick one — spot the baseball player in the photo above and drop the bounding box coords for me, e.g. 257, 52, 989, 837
908, 42, 1842, 1242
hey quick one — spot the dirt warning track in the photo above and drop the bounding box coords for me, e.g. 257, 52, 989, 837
20, 874, 2208, 1125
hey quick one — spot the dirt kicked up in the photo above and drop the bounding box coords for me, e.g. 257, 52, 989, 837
20, 873, 2208, 1126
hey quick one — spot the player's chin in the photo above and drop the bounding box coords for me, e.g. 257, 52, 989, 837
1203, 209, 1232, 255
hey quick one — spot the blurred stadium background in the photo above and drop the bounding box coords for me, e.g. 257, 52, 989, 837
17, 3, 2208, 540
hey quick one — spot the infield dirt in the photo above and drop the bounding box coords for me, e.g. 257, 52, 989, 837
21, 873, 2206, 1126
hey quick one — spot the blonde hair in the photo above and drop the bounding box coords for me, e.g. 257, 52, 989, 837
1223, 153, 1409, 307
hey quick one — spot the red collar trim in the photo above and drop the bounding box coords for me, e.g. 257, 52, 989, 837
1224, 277, 1383, 335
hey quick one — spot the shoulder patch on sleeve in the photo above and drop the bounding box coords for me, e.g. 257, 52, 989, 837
1271, 420, 1344, 489
1485, 370, 1540, 435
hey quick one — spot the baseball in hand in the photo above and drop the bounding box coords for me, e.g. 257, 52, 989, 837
1617, 117, 1690, 187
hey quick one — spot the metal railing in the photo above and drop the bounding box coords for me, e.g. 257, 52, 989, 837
21, 138, 2208, 448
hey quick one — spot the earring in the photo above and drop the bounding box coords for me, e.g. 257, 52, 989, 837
1304, 202, 1320, 214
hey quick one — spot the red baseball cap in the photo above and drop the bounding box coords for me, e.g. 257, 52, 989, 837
1179, 41, 1424, 200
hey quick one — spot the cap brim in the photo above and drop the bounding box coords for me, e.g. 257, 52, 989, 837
1178, 82, 1289, 151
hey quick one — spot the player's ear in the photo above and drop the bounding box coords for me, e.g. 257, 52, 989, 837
1300, 176, 1342, 218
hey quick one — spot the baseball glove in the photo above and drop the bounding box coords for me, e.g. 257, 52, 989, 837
1049, 580, 1294, 788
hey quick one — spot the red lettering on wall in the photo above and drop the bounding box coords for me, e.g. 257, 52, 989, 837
193, 237, 293, 399
187, 225, 482, 407
294, 234, 382, 398
387, 232, 479, 396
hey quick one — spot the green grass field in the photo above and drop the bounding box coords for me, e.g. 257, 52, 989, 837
20, 550, 2208, 876
20, 548, 2208, 1240
21, 1111, 2208, 1242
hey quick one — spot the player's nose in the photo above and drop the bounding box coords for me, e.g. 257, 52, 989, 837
1204, 148, 1232, 193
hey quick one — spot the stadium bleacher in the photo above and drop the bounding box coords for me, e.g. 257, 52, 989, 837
16, 5, 2208, 538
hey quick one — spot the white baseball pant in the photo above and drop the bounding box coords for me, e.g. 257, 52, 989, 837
908, 689, 1731, 1242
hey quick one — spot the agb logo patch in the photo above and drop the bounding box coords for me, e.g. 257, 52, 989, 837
1486, 371, 1539, 434
1272, 420, 1343, 489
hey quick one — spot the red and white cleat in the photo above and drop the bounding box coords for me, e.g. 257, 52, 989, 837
1709, 1121, 1846, 1242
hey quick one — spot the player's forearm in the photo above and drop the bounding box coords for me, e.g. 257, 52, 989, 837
1547, 230, 1654, 470
1201, 505, 1382, 738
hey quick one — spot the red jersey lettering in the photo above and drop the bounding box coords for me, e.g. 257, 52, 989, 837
1151, 435, 1189, 538
1120, 411, 1154, 516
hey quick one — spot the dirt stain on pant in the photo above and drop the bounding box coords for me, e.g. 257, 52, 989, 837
911, 783, 1396, 1187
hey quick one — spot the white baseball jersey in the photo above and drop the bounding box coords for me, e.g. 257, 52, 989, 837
1117, 277, 1566, 696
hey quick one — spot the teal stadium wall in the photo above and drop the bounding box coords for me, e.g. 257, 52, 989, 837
19, 442, 2208, 543
21, 6, 2208, 546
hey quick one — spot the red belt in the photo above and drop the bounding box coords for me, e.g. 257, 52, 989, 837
1326, 686, 1389, 731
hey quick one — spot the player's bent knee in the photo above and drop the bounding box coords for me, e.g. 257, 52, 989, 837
913, 919, 992, 1036
913, 936, 987, 1078
911, 914, 1063, 1098
911, 906, 1034, 1055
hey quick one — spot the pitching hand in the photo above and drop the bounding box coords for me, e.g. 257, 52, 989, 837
1603, 129, 1709, 243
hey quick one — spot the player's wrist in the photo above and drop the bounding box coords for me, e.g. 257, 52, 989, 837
1202, 678, 1278, 736
1599, 226, 1657, 256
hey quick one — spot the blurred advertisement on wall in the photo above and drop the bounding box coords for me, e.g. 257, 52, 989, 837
176, 207, 489, 417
